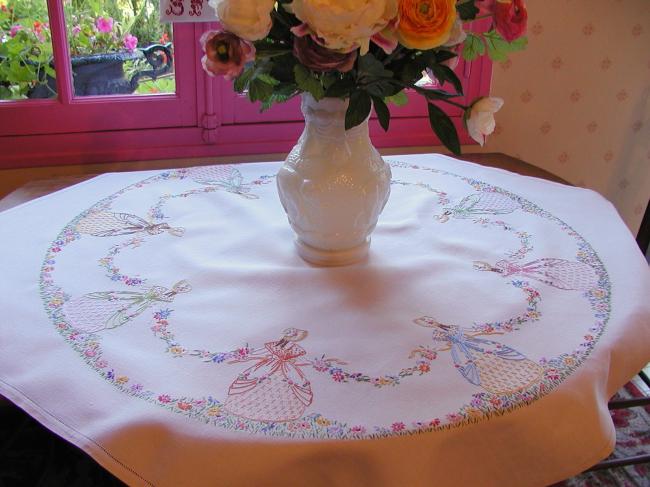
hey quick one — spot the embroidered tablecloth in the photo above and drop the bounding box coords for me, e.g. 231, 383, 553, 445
1, 154, 648, 486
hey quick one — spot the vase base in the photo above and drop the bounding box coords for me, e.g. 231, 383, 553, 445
295, 238, 369, 267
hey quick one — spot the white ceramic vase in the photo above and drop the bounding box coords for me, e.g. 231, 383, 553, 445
277, 93, 392, 266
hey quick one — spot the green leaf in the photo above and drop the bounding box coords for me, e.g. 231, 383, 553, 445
7, 62, 36, 83
5, 39, 26, 56
430, 64, 464, 95
234, 67, 255, 93
371, 96, 390, 131
357, 53, 393, 79
413, 86, 462, 100
294, 64, 325, 100
435, 50, 458, 64
427, 102, 461, 155
345, 90, 372, 130
461, 33, 485, 61
456, 0, 479, 20
256, 73, 280, 86
398, 59, 426, 84
253, 43, 292, 59
509, 36, 528, 51
260, 91, 296, 112
325, 77, 355, 98
270, 53, 298, 83
483, 30, 510, 62
248, 78, 275, 102
385, 91, 408, 106
321, 72, 339, 90
365, 79, 401, 98
274, 82, 299, 97
482, 30, 528, 62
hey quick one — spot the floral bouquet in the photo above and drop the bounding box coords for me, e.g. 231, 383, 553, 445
199, 0, 528, 154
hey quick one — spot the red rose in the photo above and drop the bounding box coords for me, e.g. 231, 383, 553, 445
199, 30, 255, 80
293, 35, 357, 73
495, 0, 528, 42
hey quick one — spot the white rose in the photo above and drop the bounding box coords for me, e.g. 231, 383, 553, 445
466, 97, 504, 146
287, 0, 397, 54
208, 0, 275, 41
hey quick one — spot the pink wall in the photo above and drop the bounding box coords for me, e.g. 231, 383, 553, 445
472, 0, 650, 234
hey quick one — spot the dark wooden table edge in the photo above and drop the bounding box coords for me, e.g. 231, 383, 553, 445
0, 152, 570, 214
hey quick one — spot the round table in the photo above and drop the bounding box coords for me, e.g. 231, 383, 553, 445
0, 154, 648, 486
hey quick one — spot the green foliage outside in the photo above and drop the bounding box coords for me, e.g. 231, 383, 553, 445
135, 75, 174, 95
0, 0, 53, 99
0, 0, 173, 100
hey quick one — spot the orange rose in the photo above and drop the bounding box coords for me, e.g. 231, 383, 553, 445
397, 0, 456, 50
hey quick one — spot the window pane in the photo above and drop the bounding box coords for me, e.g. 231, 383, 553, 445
0, 0, 57, 100
64, 0, 174, 97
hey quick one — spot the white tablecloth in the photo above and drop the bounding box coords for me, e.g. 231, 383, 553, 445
1, 154, 648, 486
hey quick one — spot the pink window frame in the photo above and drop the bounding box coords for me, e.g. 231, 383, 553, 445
0, 18, 492, 169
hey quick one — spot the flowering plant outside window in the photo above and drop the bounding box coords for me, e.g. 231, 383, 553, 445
200, 0, 529, 153
66, 13, 139, 56
0, 0, 170, 100
0, 3, 55, 98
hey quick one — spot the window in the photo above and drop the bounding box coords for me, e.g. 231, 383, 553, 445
0, 3, 492, 168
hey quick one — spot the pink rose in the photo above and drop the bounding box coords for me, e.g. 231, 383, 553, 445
123, 33, 138, 52
293, 35, 357, 73
371, 17, 399, 54
199, 30, 256, 80
495, 0, 527, 42
95, 16, 114, 34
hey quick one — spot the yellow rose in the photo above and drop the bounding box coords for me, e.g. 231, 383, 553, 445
287, 0, 398, 54
397, 0, 456, 50
208, 0, 275, 41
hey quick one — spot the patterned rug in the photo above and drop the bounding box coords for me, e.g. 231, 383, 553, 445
1, 377, 648, 486
553, 375, 650, 487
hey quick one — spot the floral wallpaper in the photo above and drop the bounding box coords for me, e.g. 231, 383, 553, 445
470, 0, 650, 235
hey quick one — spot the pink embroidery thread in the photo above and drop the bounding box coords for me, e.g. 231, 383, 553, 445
224, 328, 314, 422
474, 258, 598, 290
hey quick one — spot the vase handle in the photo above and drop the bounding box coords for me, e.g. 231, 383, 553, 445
129, 43, 174, 91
